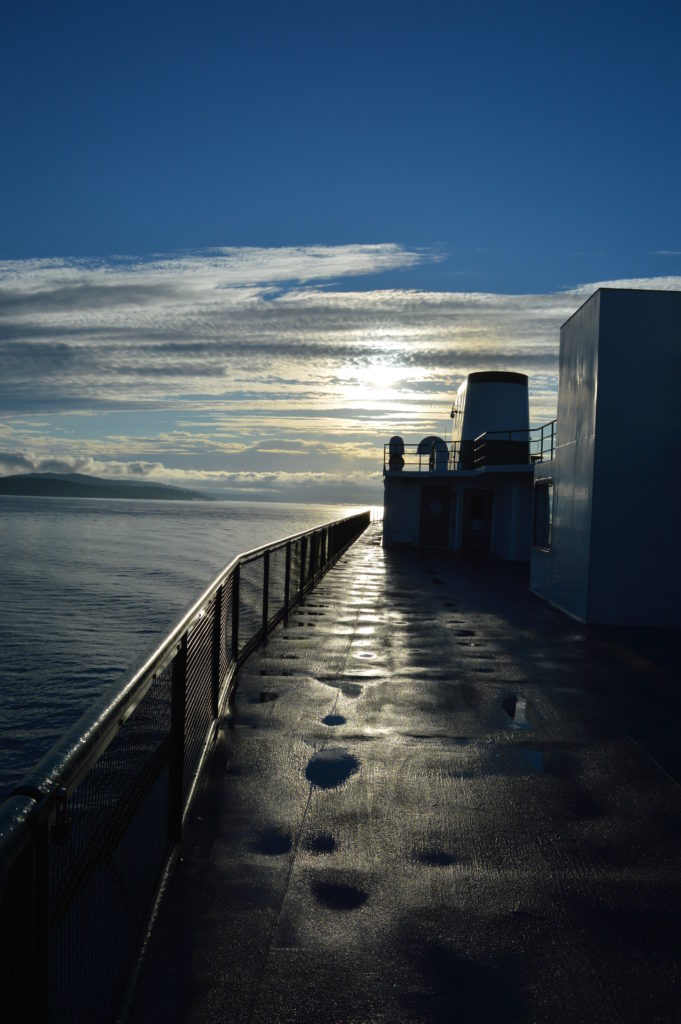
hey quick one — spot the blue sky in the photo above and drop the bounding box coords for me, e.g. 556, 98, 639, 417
1, 1, 680, 501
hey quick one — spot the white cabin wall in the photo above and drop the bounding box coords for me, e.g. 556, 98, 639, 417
530, 461, 555, 595
530, 292, 599, 620
510, 478, 534, 561
382, 476, 421, 545
587, 290, 681, 625
490, 484, 512, 558
472, 477, 533, 560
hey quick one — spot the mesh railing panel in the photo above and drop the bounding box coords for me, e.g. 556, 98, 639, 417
289, 539, 301, 606
267, 544, 287, 627
184, 599, 217, 800
238, 557, 264, 656
300, 538, 311, 590
218, 577, 234, 705
308, 533, 318, 581
48, 664, 173, 1024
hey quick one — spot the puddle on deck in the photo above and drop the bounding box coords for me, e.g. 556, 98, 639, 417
305, 748, 359, 788
322, 714, 346, 726
313, 881, 368, 910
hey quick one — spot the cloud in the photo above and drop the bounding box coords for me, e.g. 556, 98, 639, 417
2, 244, 680, 501
0, 450, 164, 478
0, 243, 428, 298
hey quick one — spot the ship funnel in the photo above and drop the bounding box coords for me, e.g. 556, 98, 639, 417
451, 371, 529, 468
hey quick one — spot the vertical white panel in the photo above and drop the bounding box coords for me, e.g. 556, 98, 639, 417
587, 289, 681, 625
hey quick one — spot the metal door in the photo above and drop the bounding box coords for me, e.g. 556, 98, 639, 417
419, 486, 451, 547
462, 490, 493, 552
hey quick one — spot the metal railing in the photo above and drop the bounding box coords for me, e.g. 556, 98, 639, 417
0, 510, 370, 1024
383, 442, 463, 472
473, 420, 556, 467
383, 421, 556, 473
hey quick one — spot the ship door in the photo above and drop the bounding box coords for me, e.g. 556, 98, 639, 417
419, 485, 451, 547
462, 490, 493, 553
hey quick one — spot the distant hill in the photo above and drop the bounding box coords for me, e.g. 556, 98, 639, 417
0, 472, 211, 501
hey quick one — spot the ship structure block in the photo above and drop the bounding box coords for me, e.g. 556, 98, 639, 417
383, 370, 538, 559
384, 286, 681, 627
530, 288, 681, 626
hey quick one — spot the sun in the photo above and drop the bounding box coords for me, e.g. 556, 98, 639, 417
335, 362, 414, 409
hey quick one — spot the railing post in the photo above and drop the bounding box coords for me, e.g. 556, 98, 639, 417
211, 585, 222, 720
262, 550, 270, 636
284, 542, 291, 623
231, 564, 240, 662
169, 634, 188, 845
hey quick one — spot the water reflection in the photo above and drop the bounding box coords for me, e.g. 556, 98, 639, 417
502, 695, 531, 729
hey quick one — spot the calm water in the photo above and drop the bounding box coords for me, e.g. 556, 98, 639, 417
0, 496, 366, 793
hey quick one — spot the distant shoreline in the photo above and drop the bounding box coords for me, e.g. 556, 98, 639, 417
0, 472, 210, 502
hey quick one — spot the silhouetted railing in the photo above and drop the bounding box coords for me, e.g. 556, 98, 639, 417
473, 420, 556, 467
0, 511, 369, 1024
383, 442, 462, 472
384, 422, 556, 473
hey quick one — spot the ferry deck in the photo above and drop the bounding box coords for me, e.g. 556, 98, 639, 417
130, 521, 681, 1023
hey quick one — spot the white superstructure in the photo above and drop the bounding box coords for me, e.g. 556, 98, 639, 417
530, 287, 681, 626
383, 370, 539, 559
383, 286, 681, 627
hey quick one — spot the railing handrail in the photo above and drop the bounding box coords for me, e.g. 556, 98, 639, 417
473, 419, 556, 444
384, 421, 557, 472
383, 441, 463, 472
0, 510, 369, 867
473, 420, 556, 466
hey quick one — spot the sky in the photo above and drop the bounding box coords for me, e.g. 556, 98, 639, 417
1, 0, 680, 503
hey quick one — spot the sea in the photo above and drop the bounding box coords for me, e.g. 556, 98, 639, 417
0, 495, 368, 795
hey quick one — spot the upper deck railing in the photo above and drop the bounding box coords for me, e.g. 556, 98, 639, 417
473, 420, 556, 467
383, 420, 556, 472
0, 510, 370, 1024
383, 442, 463, 473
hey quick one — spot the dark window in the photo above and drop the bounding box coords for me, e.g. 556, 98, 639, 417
533, 480, 553, 548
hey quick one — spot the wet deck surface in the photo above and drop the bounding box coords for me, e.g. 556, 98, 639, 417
131, 523, 681, 1023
